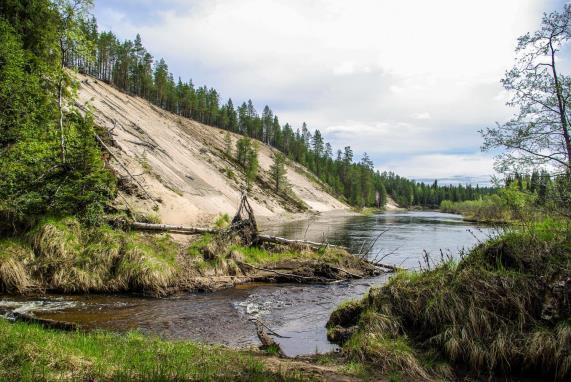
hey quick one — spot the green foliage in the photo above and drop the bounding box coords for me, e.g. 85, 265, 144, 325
186, 233, 213, 258
269, 151, 289, 193
441, 174, 571, 222
0, 4, 115, 231
0, 320, 303, 381
481, 5, 571, 175
236, 137, 259, 190
224, 130, 232, 156
441, 195, 512, 222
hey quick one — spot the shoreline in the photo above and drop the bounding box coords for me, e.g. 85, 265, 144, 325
0, 216, 382, 298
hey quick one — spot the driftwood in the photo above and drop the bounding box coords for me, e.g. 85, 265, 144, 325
257, 234, 348, 251
232, 192, 257, 231
131, 222, 218, 234
236, 261, 325, 282
10, 312, 78, 331
364, 259, 401, 272
249, 318, 291, 338
328, 265, 363, 279
253, 319, 285, 357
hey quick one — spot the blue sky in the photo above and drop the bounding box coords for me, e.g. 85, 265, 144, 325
94, 0, 569, 185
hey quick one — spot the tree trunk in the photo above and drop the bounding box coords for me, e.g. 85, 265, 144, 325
130, 222, 218, 234
58, 39, 66, 164
550, 40, 571, 172
256, 234, 348, 250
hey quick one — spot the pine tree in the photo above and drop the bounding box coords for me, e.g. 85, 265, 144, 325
269, 152, 288, 193
224, 131, 232, 157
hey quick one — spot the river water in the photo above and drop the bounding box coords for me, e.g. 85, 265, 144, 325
0, 211, 493, 356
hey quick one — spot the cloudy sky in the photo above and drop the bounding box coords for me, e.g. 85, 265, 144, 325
94, 0, 568, 185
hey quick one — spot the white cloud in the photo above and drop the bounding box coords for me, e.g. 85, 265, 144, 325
95, 0, 556, 181
379, 153, 496, 183
414, 112, 431, 120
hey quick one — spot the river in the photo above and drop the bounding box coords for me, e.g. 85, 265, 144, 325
0, 211, 493, 357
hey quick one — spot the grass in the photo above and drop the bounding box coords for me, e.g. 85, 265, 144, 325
1, 217, 368, 295
182, 232, 369, 282
186, 231, 355, 268
214, 213, 231, 229
0, 319, 305, 382
328, 218, 571, 380
228, 244, 348, 266
0, 216, 182, 295
0, 238, 34, 293
133, 212, 162, 224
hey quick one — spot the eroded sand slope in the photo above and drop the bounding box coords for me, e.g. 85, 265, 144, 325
75, 74, 347, 225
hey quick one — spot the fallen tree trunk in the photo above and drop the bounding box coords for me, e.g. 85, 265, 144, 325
130, 222, 349, 251
328, 265, 363, 279
236, 261, 326, 282
95, 133, 156, 204
131, 222, 218, 234
364, 259, 401, 272
257, 234, 348, 250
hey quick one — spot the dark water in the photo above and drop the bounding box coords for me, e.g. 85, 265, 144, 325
0, 211, 492, 356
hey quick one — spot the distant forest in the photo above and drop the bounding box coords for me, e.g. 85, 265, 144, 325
65, 18, 495, 208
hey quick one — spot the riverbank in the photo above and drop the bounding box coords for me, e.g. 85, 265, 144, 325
327, 218, 571, 381
0, 318, 362, 381
0, 216, 378, 297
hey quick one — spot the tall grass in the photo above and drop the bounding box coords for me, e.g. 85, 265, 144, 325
0, 216, 180, 295
329, 219, 571, 380
0, 238, 34, 293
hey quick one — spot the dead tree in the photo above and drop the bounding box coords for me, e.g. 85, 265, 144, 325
228, 191, 259, 245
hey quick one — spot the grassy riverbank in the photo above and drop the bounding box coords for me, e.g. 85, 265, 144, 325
327, 218, 571, 381
0, 216, 374, 296
439, 196, 514, 223
0, 319, 308, 381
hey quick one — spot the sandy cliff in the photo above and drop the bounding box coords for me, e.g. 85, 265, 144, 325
75, 74, 347, 226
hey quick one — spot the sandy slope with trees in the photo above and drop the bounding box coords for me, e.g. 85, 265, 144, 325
75, 73, 347, 226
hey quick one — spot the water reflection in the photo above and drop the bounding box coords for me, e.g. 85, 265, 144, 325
262, 211, 492, 269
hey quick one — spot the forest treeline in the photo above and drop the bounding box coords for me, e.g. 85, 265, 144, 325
63, 13, 494, 208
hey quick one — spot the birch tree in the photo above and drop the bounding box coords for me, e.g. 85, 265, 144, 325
481, 5, 571, 176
